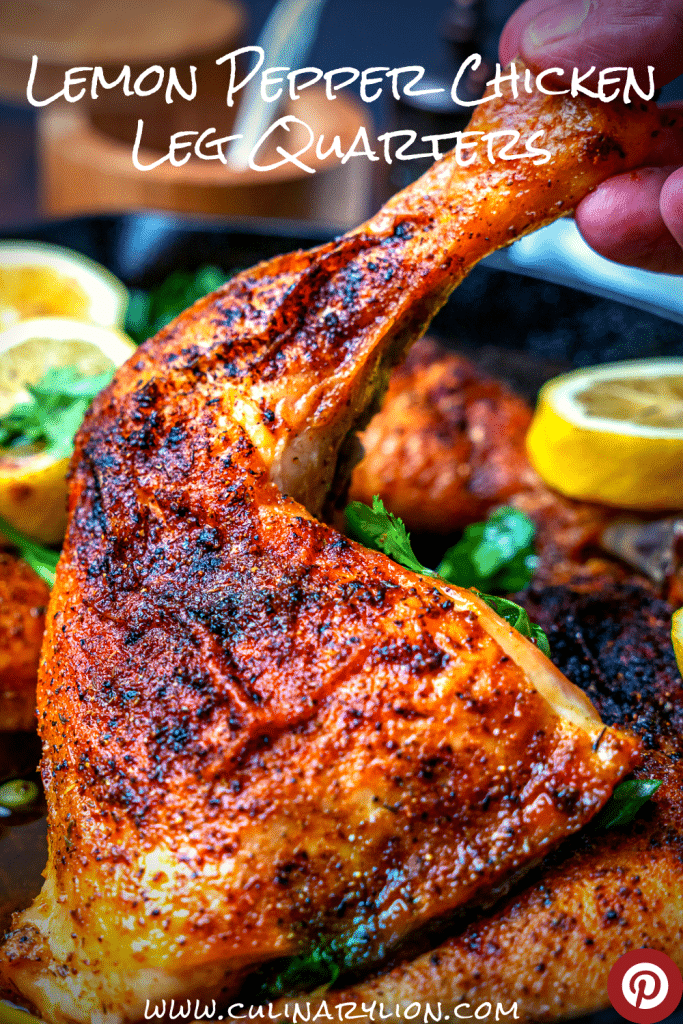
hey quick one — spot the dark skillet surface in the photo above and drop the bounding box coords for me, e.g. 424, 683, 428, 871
1, 213, 682, 1024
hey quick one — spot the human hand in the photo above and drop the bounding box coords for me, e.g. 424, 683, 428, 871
500, 0, 683, 273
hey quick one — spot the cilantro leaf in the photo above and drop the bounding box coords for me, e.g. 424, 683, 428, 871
345, 496, 435, 576
595, 778, 662, 830
268, 944, 340, 996
438, 506, 538, 592
345, 498, 550, 656
472, 591, 551, 657
0, 513, 60, 588
0, 365, 113, 458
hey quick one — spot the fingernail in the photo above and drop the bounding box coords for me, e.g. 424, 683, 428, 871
524, 0, 592, 48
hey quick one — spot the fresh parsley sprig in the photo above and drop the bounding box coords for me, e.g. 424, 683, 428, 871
0, 365, 113, 460
471, 591, 551, 657
269, 943, 341, 996
438, 506, 538, 593
345, 497, 550, 655
345, 496, 435, 577
0, 512, 59, 588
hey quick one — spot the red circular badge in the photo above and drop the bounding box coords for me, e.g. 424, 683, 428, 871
608, 950, 683, 1023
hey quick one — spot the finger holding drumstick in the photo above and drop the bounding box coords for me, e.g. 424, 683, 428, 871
500, 0, 683, 273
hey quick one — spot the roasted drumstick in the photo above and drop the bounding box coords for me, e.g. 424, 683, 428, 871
0, 76, 669, 1024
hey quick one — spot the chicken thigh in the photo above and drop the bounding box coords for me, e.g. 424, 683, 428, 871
287, 583, 683, 1021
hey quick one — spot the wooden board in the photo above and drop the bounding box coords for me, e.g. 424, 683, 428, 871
0, 0, 247, 104
39, 87, 375, 227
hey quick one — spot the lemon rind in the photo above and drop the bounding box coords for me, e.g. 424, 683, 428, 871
546, 358, 683, 439
0, 318, 135, 543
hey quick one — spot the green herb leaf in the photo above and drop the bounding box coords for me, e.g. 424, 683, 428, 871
472, 590, 551, 657
268, 943, 341, 996
595, 778, 662, 830
0, 779, 39, 811
0, 999, 46, 1024
28, 365, 112, 402
344, 498, 550, 656
438, 506, 538, 593
0, 513, 59, 588
0, 365, 114, 458
345, 496, 435, 577
125, 265, 231, 344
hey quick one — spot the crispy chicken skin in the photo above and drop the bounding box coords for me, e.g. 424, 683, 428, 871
351, 338, 536, 533
0, 79, 664, 1024
293, 583, 683, 1022
0, 552, 48, 732
351, 338, 617, 583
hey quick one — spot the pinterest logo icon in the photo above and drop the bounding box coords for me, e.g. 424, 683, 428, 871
608, 950, 682, 1023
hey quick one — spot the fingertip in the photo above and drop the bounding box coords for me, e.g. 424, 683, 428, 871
519, 0, 591, 59
576, 169, 683, 275
498, 23, 520, 66
498, 0, 557, 65
660, 166, 683, 253
506, 1, 683, 84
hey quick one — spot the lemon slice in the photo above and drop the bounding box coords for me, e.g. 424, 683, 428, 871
0, 317, 135, 544
0, 241, 128, 332
526, 358, 683, 511
673, 608, 683, 677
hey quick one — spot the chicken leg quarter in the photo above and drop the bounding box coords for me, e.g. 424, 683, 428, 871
0, 77, 666, 1024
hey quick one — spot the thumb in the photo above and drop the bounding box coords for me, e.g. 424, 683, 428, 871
500, 0, 683, 88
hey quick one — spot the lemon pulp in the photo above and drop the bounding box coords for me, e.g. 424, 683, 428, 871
526, 359, 683, 511
0, 337, 116, 417
0, 267, 91, 332
576, 375, 683, 429
0, 241, 128, 329
0, 318, 135, 544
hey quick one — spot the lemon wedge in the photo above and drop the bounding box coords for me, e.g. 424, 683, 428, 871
526, 359, 683, 511
0, 317, 135, 544
673, 608, 683, 677
0, 241, 128, 332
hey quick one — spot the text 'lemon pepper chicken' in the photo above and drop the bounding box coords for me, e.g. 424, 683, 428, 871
0, 79, 667, 1024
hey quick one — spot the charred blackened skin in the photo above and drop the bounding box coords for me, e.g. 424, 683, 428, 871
0, 70, 673, 1024
584, 133, 627, 162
